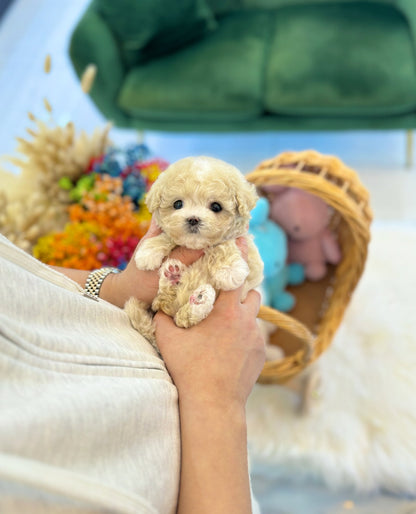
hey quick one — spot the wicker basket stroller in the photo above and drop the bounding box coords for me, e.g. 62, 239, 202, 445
246, 150, 373, 385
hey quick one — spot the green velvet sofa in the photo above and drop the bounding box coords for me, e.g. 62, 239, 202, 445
69, 0, 416, 133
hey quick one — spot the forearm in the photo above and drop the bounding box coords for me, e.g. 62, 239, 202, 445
177, 398, 252, 514
51, 266, 124, 306
51, 267, 90, 290
50, 233, 203, 309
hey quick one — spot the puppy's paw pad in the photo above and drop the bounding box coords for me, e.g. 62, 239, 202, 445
161, 259, 185, 285
189, 284, 216, 311
174, 285, 215, 327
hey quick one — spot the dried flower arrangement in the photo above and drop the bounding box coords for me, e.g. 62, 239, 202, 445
0, 57, 167, 269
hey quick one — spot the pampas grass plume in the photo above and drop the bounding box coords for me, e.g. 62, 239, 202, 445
43, 98, 53, 113
44, 54, 51, 74
81, 64, 97, 93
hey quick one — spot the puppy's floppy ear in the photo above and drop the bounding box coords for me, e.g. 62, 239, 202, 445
145, 176, 164, 213
235, 180, 258, 218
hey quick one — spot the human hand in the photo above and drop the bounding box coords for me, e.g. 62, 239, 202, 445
154, 285, 265, 410
153, 238, 264, 514
101, 219, 204, 308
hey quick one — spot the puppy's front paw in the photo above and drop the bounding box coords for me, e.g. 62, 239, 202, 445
159, 258, 186, 287
135, 247, 165, 271
213, 259, 249, 290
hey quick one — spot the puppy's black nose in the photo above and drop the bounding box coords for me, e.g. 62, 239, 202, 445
187, 217, 200, 227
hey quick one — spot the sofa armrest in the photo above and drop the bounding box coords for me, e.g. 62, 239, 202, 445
396, 0, 416, 50
69, 7, 131, 126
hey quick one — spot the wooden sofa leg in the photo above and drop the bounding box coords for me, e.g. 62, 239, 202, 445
406, 130, 413, 168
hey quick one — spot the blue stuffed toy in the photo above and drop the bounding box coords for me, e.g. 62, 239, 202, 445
249, 197, 304, 312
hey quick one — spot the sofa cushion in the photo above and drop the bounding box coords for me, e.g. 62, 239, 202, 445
264, 2, 416, 117
94, 0, 217, 68
205, 0, 242, 15
118, 12, 272, 122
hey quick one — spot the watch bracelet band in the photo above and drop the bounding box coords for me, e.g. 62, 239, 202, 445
83, 267, 121, 300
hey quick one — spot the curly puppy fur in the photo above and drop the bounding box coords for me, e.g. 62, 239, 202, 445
125, 156, 264, 346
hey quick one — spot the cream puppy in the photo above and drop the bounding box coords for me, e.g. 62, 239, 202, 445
125, 156, 264, 345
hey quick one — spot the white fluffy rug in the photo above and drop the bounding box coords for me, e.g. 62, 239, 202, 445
247, 221, 416, 495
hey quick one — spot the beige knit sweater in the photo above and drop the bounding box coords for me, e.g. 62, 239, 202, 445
0, 234, 180, 513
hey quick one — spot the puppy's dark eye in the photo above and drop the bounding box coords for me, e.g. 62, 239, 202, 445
210, 202, 222, 213
173, 200, 183, 209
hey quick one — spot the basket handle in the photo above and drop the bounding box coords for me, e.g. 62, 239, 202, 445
258, 305, 315, 364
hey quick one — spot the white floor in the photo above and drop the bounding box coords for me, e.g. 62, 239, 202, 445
1, 2, 415, 513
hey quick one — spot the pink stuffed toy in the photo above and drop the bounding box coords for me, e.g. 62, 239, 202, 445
263, 185, 342, 281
